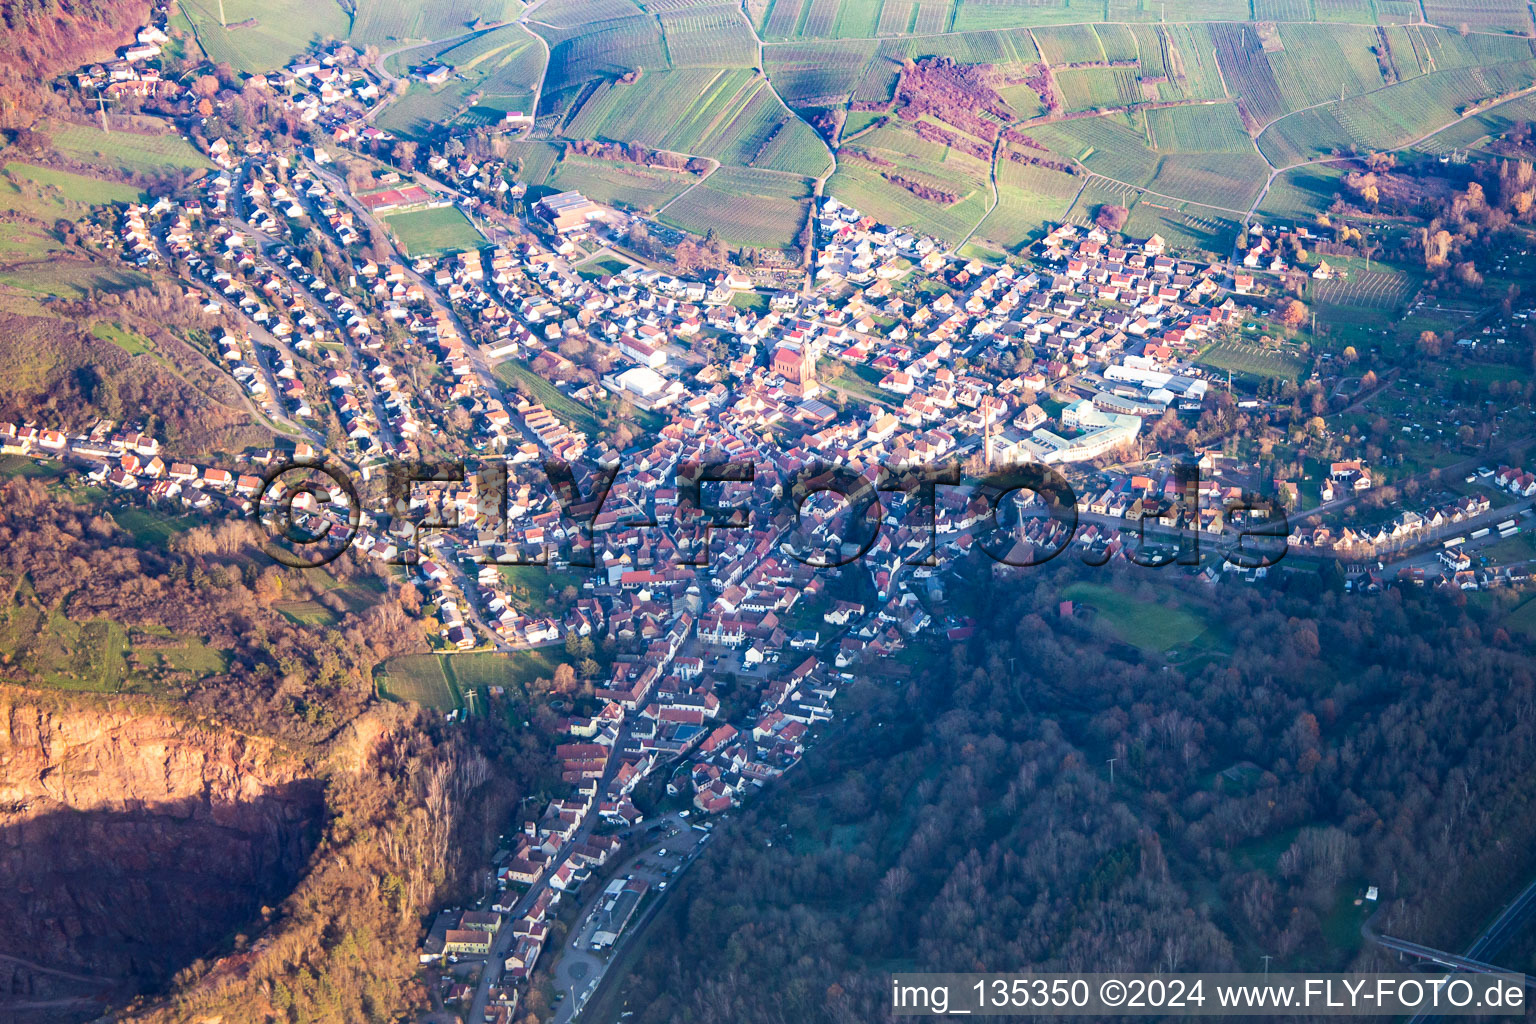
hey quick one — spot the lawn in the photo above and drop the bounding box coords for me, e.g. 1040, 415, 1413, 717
498, 563, 590, 610
384, 205, 485, 255
1507, 596, 1536, 640
1061, 581, 1219, 655
111, 507, 198, 547
575, 255, 634, 279
448, 649, 562, 693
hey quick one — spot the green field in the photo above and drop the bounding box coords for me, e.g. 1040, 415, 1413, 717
378, 24, 546, 137
1310, 259, 1421, 313
492, 358, 604, 436
91, 322, 154, 356
111, 507, 198, 547
1507, 596, 1536, 640
378, 653, 462, 710
378, 649, 562, 711
449, 648, 562, 692
384, 205, 484, 255
47, 124, 211, 175
2, 163, 144, 214
348, 0, 526, 45
1061, 581, 1219, 656
560, 68, 833, 179
546, 154, 696, 214
0, 582, 176, 694
827, 120, 992, 244
972, 157, 1083, 252
175, 0, 349, 72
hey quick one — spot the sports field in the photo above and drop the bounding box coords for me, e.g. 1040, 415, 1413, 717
378, 654, 462, 711
384, 206, 485, 255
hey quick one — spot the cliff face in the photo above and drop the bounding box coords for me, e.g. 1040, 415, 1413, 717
0, 698, 325, 1022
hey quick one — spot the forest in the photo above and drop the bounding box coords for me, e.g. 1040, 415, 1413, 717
610, 561, 1536, 1024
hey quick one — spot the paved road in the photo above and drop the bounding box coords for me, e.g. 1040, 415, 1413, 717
546, 811, 706, 1022
463, 721, 635, 1024
552, 814, 713, 1023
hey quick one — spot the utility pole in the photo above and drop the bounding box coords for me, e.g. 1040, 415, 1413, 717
1107, 757, 1117, 786
1261, 955, 1273, 979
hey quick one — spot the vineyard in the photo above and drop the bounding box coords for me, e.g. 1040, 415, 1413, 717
972, 156, 1083, 252
660, 167, 815, 246
560, 69, 831, 178
347, 0, 524, 46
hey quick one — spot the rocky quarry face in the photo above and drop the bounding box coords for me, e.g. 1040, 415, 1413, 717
0, 697, 324, 1021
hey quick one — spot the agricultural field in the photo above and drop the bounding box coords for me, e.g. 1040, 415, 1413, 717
46, 124, 211, 174
1421, 0, 1533, 35
1196, 337, 1308, 383
1148, 152, 1269, 211
1255, 162, 1348, 222
1416, 92, 1536, 156
763, 39, 879, 106
1257, 62, 1536, 164
1210, 23, 1287, 126
660, 167, 814, 247
379, 25, 545, 137
1145, 102, 1251, 153
175, 0, 349, 73
1310, 258, 1421, 313
1030, 112, 1161, 187
384, 205, 485, 255
1157, 23, 1230, 101
1122, 197, 1244, 254
826, 119, 992, 243
560, 68, 832, 177
1, 163, 144, 212
539, 14, 670, 94
660, 3, 760, 67
547, 154, 697, 213
348, 0, 526, 45
1269, 24, 1394, 111
1055, 67, 1142, 112
1033, 24, 1105, 66
503, 140, 564, 184
970, 157, 1084, 252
